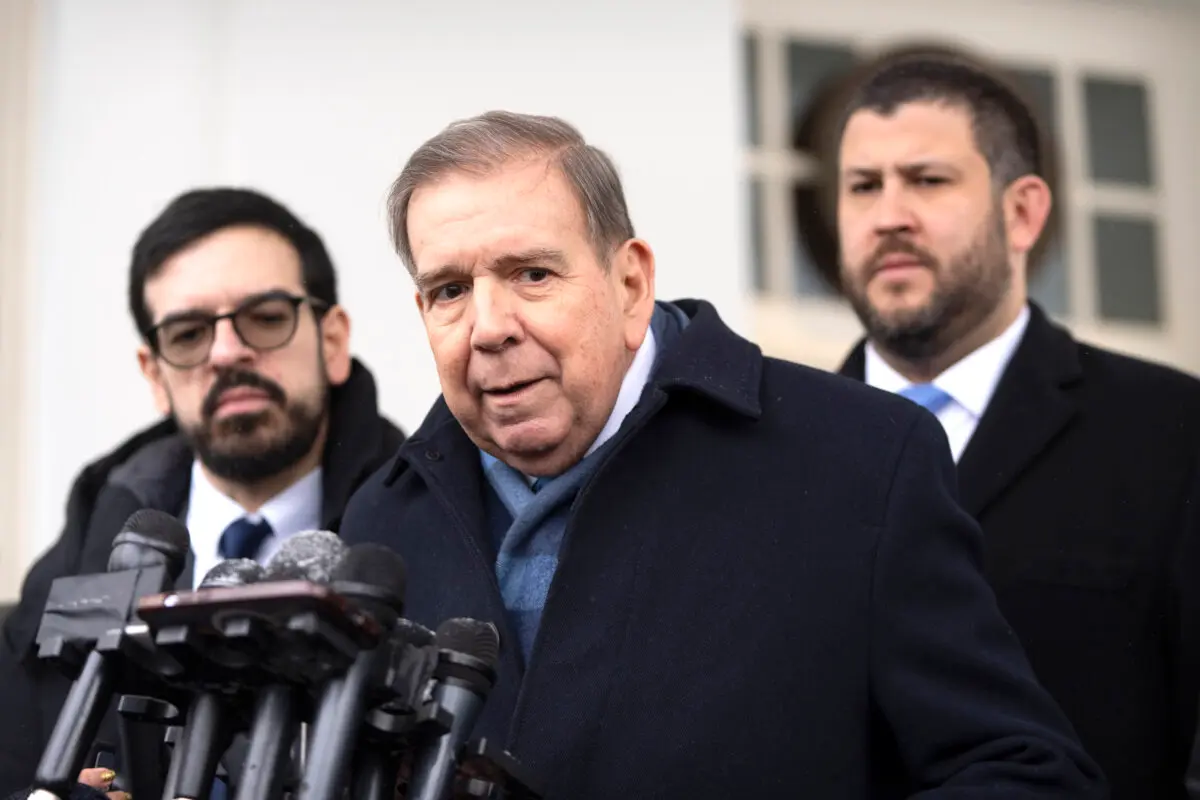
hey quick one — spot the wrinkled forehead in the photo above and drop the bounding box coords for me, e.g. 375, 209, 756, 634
407, 160, 589, 275
145, 226, 306, 320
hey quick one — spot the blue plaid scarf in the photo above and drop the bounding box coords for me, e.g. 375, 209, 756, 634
479, 302, 687, 663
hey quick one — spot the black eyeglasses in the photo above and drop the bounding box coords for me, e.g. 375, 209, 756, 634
146, 290, 328, 369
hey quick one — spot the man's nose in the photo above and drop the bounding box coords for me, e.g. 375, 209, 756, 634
469, 282, 522, 352
207, 318, 256, 366
872, 182, 918, 236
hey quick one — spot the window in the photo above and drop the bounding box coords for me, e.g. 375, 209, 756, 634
741, 0, 1200, 375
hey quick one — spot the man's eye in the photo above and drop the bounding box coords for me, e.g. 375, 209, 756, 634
432, 284, 467, 303
521, 268, 550, 283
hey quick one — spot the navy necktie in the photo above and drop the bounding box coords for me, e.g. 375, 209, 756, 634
899, 383, 954, 415
218, 516, 273, 561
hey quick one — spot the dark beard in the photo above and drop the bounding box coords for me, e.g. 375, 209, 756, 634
844, 209, 1011, 361
183, 368, 328, 485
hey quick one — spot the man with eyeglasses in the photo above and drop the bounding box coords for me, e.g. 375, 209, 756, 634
0, 187, 406, 797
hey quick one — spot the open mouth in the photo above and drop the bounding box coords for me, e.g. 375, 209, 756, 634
484, 378, 542, 396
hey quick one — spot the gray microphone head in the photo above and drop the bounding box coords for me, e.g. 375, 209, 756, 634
261, 529, 347, 583
199, 558, 265, 589
330, 543, 407, 625
434, 618, 501, 672
106, 509, 191, 580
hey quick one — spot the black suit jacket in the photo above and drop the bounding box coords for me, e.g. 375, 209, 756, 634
840, 302, 1200, 799
339, 298, 1105, 798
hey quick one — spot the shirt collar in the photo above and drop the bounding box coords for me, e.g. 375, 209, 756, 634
865, 304, 1030, 418
186, 460, 324, 556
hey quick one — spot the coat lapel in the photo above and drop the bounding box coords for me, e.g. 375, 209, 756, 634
837, 305, 1083, 517
955, 307, 1081, 516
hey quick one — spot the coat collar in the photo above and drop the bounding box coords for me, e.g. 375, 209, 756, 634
954, 303, 1081, 515
318, 357, 404, 529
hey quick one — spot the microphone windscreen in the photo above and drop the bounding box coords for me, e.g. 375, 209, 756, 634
199, 558, 265, 588
330, 543, 407, 603
262, 529, 347, 584
107, 509, 191, 577
395, 618, 435, 648
434, 618, 501, 670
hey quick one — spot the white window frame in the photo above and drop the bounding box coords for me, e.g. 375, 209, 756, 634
741, 0, 1200, 376
0, 0, 36, 600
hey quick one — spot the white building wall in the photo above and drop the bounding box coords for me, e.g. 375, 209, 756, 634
3, 0, 747, 594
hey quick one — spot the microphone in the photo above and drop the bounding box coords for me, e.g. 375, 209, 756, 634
163, 559, 266, 800
35, 509, 190, 671
197, 558, 265, 588
31, 510, 191, 800
260, 529, 347, 583
297, 544, 408, 800
233, 530, 348, 800
405, 618, 501, 800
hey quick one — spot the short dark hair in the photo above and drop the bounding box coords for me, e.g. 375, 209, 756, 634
836, 53, 1044, 189
128, 187, 338, 337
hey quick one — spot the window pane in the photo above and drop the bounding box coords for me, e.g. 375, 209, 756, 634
1084, 77, 1155, 186
787, 40, 857, 154
743, 34, 761, 147
748, 177, 766, 293
1093, 214, 1161, 323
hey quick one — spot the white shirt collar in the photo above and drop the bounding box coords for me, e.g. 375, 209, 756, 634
584, 326, 657, 458
865, 304, 1030, 419
185, 460, 323, 585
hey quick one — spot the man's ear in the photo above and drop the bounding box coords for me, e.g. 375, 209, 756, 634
611, 238, 656, 352
320, 305, 353, 386
137, 344, 172, 416
1003, 174, 1053, 257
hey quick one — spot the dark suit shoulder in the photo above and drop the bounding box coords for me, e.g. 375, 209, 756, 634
1076, 340, 1200, 411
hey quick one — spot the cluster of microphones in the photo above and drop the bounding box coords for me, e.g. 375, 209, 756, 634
21, 509, 543, 800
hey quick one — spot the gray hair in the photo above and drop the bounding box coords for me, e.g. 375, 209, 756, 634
387, 110, 636, 274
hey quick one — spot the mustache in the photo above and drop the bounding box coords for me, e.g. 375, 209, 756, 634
202, 369, 287, 419
865, 236, 938, 275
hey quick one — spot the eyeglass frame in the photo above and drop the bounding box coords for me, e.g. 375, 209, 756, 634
143, 289, 331, 369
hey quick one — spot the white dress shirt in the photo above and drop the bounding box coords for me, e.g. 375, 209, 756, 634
865, 306, 1030, 463
585, 326, 658, 458
185, 460, 324, 587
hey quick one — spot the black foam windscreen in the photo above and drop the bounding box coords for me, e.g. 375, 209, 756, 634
261, 529, 347, 583
106, 509, 191, 578
434, 618, 500, 670
198, 558, 265, 589
329, 543, 408, 622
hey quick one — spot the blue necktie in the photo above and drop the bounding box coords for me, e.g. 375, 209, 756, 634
210, 517, 271, 800
218, 516, 273, 560
899, 383, 954, 415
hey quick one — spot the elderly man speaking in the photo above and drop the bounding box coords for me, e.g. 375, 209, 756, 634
339, 110, 1106, 799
